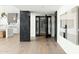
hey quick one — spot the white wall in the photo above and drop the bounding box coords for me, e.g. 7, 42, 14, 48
51, 15, 55, 37
57, 5, 79, 54
0, 5, 19, 15
0, 5, 20, 34
30, 13, 36, 38
30, 13, 43, 39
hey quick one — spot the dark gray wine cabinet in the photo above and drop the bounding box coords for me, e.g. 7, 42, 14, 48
20, 11, 30, 42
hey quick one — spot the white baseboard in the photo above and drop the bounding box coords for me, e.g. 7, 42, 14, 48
30, 37, 36, 40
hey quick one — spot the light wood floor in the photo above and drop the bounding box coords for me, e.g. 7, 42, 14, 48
0, 35, 65, 54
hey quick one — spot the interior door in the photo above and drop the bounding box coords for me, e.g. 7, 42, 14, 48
36, 16, 51, 38
20, 11, 30, 41
36, 16, 46, 36
54, 11, 57, 41
40, 17, 46, 36
36, 16, 40, 36
46, 16, 51, 38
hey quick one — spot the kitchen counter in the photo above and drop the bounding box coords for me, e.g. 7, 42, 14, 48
0, 24, 17, 39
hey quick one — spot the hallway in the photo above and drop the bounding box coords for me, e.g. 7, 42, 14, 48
0, 35, 65, 54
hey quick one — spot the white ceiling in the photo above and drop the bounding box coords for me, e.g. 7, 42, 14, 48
14, 5, 62, 14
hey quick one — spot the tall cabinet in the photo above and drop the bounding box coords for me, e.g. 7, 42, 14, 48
20, 11, 30, 41
60, 6, 79, 45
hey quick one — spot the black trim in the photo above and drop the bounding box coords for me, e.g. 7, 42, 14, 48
45, 16, 51, 38
54, 11, 57, 41
36, 16, 52, 38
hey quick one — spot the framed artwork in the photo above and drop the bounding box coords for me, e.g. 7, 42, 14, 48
8, 13, 18, 24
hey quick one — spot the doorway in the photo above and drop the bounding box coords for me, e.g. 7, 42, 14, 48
36, 16, 52, 38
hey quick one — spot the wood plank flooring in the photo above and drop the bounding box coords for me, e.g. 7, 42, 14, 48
0, 35, 65, 54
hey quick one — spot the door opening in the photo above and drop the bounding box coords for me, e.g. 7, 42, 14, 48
36, 16, 52, 38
